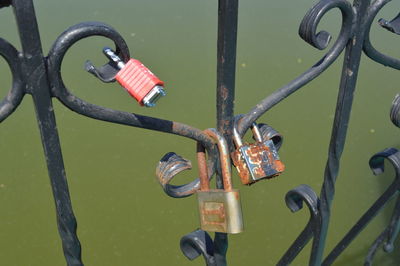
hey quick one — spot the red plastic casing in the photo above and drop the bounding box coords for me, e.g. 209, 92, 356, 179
115, 59, 164, 105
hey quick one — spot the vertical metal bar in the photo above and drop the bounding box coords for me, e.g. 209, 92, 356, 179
215, 0, 239, 265
12, 0, 83, 265
216, 0, 238, 143
316, 0, 371, 264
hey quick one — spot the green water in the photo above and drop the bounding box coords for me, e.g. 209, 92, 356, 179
1, 0, 400, 265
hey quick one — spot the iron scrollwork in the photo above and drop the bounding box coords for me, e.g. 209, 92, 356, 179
1, 0, 216, 265
1, 0, 400, 265
0, 37, 23, 122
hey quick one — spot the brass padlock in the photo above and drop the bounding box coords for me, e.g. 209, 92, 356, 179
231, 123, 285, 185
196, 128, 244, 234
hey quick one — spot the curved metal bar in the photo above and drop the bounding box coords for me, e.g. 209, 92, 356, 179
365, 226, 391, 266
363, 0, 400, 70
365, 148, 400, 265
382, 197, 400, 253
277, 184, 322, 266
390, 93, 400, 128
369, 148, 400, 175
180, 229, 216, 266
156, 152, 194, 198
46, 22, 214, 149
156, 149, 216, 198
197, 142, 211, 191
365, 196, 400, 266
0, 38, 25, 122
203, 128, 232, 191
237, 0, 355, 135
285, 184, 319, 215
257, 123, 283, 150
233, 114, 284, 150
323, 148, 400, 265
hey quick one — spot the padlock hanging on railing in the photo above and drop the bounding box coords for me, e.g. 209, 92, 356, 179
196, 128, 244, 234
101, 47, 166, 107
231, 123, 285, 185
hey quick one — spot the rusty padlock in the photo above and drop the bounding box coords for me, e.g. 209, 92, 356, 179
231, 123, 285, 185
196, 128, 244, 234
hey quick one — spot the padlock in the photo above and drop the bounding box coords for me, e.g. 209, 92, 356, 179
231, 122, 285, 185
102, 47, 166, 107
196, 128, 244, 234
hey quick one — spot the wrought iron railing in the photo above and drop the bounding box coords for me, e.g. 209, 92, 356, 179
0, 0, 399, 265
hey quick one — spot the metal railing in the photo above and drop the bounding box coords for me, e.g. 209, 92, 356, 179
0, 0, 399, 265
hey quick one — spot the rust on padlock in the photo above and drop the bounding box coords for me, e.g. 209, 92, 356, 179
232, 140, 285, 185
197, 190, 242, 233
200, 202, 227, 232
196, 128, 244, 234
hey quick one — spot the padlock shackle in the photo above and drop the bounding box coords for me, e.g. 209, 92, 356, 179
197, 142, 210, 191
233, 125, 244, 148
233, 122, 263, 148
103, 47, 126, 70
251, 123, 263, 142
204, 128, 233, 191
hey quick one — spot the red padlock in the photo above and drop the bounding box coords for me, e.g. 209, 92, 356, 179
103, 47, 166, 107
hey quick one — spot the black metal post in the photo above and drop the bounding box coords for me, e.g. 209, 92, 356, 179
12, 0, 83, 265
214, 0, 239, 265
317, 0, 371, 264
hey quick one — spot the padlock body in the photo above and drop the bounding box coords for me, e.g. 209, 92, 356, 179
116, 59, 164, 105
197, 189, 243, 234
232, 139, 285, 185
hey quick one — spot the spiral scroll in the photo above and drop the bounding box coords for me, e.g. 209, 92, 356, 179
363, 149, 400, 265
156, 137, 217, 198
363, 0, 400, 70
237, 0, 355, 135
0, 38, 24, 122
277, 184, 323, 266
46, 22, 214, 149
180, 230, 216, 266
390, 93, 400, 127
323, 148, 400, 265
257, 123, 283, 150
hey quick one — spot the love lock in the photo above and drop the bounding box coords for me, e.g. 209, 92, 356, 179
99, 47, 166, 107
231, 122, 285, 185
196, 128, 244, 234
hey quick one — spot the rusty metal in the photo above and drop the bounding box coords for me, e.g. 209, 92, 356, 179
196, 129, 243, 234
232, 123, 285, 185
203, 128, 233, 191
197, 190, 243, 234
198, 142, 211, 192
231, 142, 285, 185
